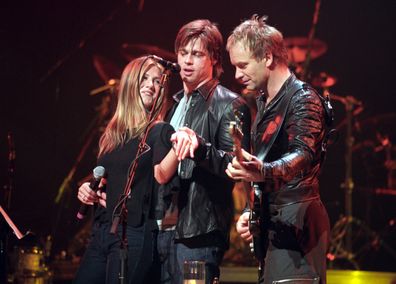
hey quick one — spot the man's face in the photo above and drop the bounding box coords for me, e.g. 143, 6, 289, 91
139, 65, 162, 109
177, 38, 214, 91
229, 41, 269, 91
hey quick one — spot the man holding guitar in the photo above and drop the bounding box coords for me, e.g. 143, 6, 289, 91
226, 15, 331, 284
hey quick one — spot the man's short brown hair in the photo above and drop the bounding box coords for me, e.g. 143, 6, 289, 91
175, 19, 224, 78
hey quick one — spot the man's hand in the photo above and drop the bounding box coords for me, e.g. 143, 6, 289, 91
170, 127, 199, 161
226, 148, 264, 182
236, 211, 253, 242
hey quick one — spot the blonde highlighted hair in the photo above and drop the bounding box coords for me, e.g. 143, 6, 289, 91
98, 56, 166, 157
227, 15, 288, 66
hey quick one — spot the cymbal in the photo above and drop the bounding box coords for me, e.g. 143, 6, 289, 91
92, 54, 122, 83
121, 43, 176, 62
311, 72, 337, 88
284, 37, 327, 63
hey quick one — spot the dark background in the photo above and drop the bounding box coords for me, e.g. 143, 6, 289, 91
1, 0, 396, 272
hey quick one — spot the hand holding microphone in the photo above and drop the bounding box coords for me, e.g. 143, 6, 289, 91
77, 166, 106, 220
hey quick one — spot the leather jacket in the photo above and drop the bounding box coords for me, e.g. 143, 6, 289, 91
167, 79, 251, 248
253, 73, 326, 205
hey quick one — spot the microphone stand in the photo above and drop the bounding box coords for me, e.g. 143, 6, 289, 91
110, 69, 171, 284
326, 94, 362, 268
300, 0, 321, 81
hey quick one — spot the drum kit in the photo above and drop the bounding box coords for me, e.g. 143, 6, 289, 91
13, 245, 51, 283
0, 228, 52, 283
284, 36, 396, 191
283, 37, 396, 270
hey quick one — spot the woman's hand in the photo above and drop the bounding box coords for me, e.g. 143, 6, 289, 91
77, 179, 107, 208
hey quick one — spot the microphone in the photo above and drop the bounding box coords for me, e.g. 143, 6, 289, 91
76, 166, 105, 220
149, 55, 180, 73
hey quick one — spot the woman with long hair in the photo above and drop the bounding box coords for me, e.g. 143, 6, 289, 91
74, 56, 179, 283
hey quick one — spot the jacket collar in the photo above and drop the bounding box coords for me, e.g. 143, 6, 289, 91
253, 72, 297, 129
257, 72, 296, 103
173, 78, 219, 102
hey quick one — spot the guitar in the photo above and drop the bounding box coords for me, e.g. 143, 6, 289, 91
229, 119, 266, 269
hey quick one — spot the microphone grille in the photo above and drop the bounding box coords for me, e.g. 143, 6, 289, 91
172, 63, 181, 73
93, 166, 105, 179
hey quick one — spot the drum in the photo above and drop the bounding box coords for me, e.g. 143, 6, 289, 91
14, 246, 51, 283
16, 246, 45, 276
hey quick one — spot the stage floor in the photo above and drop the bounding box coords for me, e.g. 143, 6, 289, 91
36, 261, 396, 283
220, 267, 396, 283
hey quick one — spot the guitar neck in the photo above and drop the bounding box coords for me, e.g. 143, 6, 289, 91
229, 121, 244, 162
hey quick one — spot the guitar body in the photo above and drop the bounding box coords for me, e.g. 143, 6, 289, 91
249, 183, 267, 276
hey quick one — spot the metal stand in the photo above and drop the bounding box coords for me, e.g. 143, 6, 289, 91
110, 66, 172, 283
328, 94, 396, 268
327, 94, 363, 268
342, 96, 355, 254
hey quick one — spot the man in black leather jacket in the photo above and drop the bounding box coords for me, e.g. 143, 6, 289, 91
158, 19, 251, 284
225, 15, 330, 284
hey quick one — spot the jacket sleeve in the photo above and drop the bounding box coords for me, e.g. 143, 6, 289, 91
194, 97, 251, 180
262, 89, 325, 181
